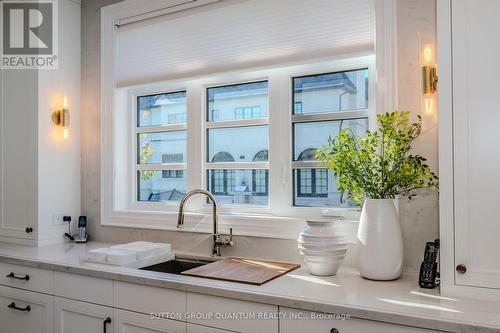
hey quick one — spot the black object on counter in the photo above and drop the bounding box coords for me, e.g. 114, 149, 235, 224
419, 239, 440, 289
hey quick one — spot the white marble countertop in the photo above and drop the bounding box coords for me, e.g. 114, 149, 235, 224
0, 241, 498, 332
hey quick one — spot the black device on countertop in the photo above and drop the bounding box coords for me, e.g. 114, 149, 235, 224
419, 239, 440, 289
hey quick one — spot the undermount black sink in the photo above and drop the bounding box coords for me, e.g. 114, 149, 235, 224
140, 257, 213, 275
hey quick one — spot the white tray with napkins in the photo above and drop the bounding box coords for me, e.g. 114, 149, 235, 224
85, 242, 174, 268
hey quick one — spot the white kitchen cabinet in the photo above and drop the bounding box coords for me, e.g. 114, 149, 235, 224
0, 261, 54, 294
55, 271, 113, 306
114, 281, 185, 315
186, 292, 278, 333
0, 69, 38, 242
0, 284, 54, 333
438, 0, 500, 296
54, 297, 114, 333
280, 308, 435, 333
114, 309, 186, 333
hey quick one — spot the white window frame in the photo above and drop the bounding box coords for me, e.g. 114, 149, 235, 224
101, 0, 396, 239
202, 79, 270, 213
103, 57, 375, 238
132, 88, 188, 209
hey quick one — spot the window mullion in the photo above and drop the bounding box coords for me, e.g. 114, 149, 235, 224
291, 109, 369, 123
136, 163, 187, 171
291, 161, 323, 169
186, 84, 204, 208
205, 118, 268, 129
135, 124, 187, 134
206, 162, 268, 170
268, 72, 292, 215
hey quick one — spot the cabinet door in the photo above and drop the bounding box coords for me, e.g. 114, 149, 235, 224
54, 297, 114, 333
0, 69, 38, 240
280, 308, 434, 333
0, 285, 54, 333
187, 292, 278, 333
187, 324, 234, 333
114, 309, 186, 333
452, 0, 500, 289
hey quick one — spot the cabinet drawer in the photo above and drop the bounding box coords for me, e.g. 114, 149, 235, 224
0, 262, 54, 294
115, 308, 186, 333
280, 308, 435, 333
187, 323, 233, 333
0, 285, 54, 333
186, 292, 278, 333
54, 271, 113, 306
114, 281, 186, 316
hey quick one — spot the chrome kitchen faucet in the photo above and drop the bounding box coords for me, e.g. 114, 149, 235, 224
177, 189, 233, 256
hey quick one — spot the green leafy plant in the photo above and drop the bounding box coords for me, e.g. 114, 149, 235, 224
139, 142, 155, 181
317, 111, 438, 203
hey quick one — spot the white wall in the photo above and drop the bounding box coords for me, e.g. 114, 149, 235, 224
81, 0, 438, 272
37, 0, 82, 244
396, 0, 439, 272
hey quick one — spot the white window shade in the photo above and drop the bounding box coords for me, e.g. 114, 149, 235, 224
115, 0, 375, 87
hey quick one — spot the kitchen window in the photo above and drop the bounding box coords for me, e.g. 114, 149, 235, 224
131, 67, 370, 208
105, 56, 374, 233
131, 65, 371, 209
206, 81, 269, 206
136, 91, 187, 202
292, 69, 370, 207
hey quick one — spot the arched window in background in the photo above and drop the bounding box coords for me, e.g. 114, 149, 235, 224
211, 151, 235, 194
251, 150, 269, 196
297, 147, 318, 161
211, 151, 235, 162
297, 148, 327, 198
252, 150, 268, 162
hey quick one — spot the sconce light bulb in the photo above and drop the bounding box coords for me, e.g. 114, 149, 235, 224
423, 44, 433, 64
63, 96, 68, 109
63, 128, 69, 139
424, 97, 434, 115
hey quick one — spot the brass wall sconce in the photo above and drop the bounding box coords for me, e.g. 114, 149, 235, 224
52, 97, 69, 139
422, 65, 438, 94
422, 44, 438, 114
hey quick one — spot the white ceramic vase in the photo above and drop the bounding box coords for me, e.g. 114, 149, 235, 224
357, 199, 403, 280
297, 220, 347, 276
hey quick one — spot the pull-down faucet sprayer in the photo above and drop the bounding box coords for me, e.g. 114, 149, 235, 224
177, 189, 233, 256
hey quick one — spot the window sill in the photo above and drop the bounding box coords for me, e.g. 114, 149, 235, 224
101, 208, 360, 240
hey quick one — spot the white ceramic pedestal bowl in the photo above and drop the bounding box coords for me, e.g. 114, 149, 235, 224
298, 220, 347, 276
303, 256, 344, 276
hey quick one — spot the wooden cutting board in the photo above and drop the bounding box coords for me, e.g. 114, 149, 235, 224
181, 257, 300, 285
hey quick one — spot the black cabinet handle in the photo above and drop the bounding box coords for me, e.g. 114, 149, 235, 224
8, 302, 31, 312
25, 227, 33, 233
6, 272, 30, 281
103, 317, 112, 333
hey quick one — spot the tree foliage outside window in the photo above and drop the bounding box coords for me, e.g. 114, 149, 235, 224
139, 142, 155, 180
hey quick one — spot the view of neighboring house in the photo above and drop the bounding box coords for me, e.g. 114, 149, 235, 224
137, 69, 368, 207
